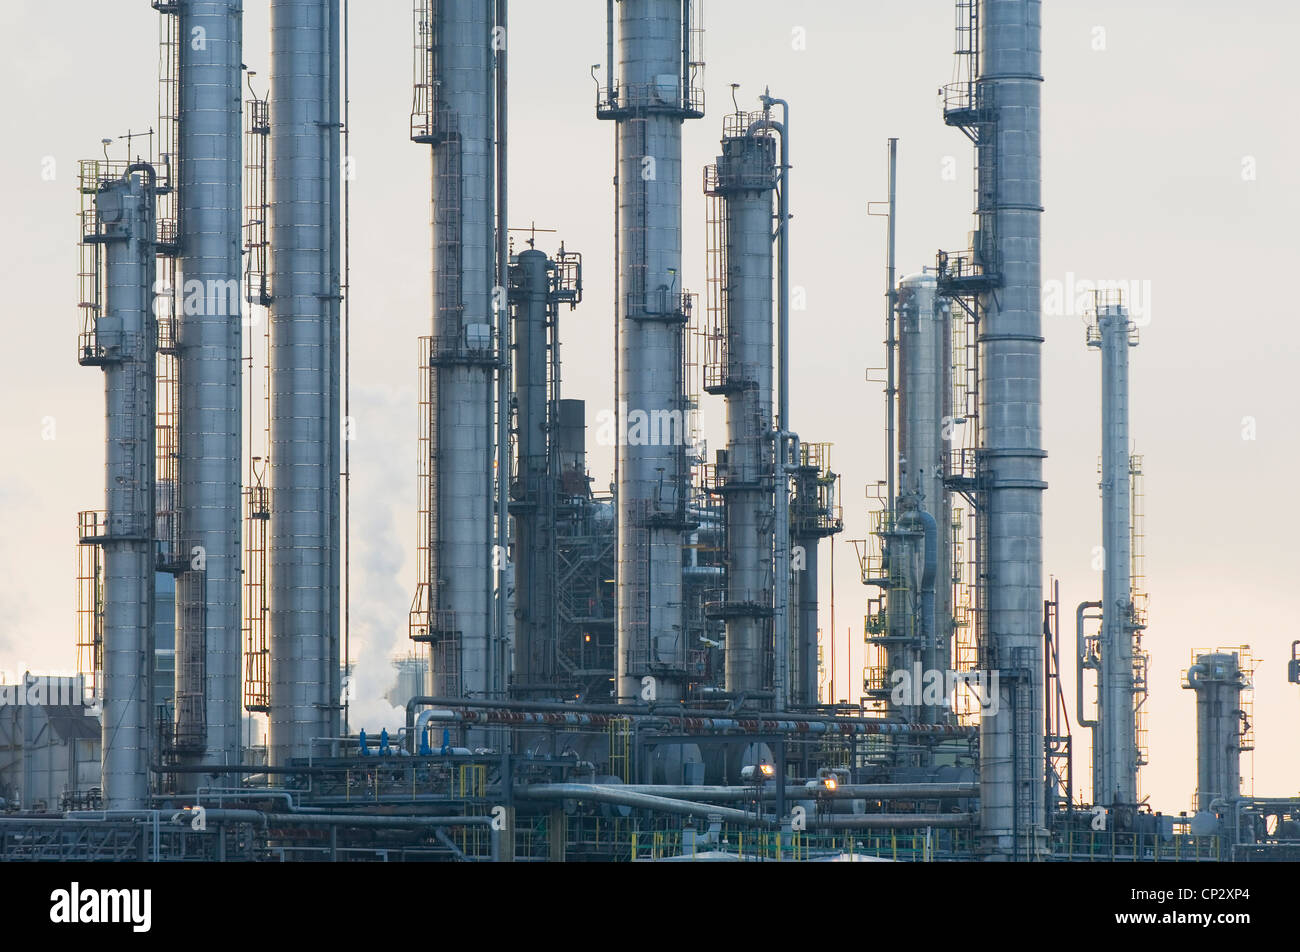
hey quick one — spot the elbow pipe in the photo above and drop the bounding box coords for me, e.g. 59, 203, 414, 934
1076, 601, 1103, 728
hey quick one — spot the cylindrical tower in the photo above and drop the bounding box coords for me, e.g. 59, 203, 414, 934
1183, 652, 1245, 812
511, 248, 552, 694
174, 0, 244, 773
95, 170, 158, 809
410, 0, 497, 701
975, 0, 1046, 857
268, 0, 342, 765
1089, 298, 1139, 806
706, 116, 777, 697
599, 0, 704, 704
897, 273, 953, 684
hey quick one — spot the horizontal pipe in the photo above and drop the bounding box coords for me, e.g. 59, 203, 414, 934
807, 814, 974, 830
516, 784, 775, 828
180, 808, 493, 829
612, 783, 977, 801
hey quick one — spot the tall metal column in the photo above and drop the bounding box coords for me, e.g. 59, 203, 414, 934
898, 273, 953, 683
598, 0, 703, 704
1088, 298, 1139, 806
705, 115, 776, 698
90, 169, 158, 809
175, 0, 244, 773
410, 0, 497, 702
511, 249, 554, 695
973, 0, 1046, 858
268, 0, 342, 765
1183, 652, 1245, 812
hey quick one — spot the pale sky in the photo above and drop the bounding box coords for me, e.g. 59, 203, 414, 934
1, 1, 1296, 814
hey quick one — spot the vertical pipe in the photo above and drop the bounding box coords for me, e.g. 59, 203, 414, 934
495, 0, 509, 700
602, 0, 701, 704
758, 93, 791, 712
269, 0, 342, 765
884, 139, 897, 513
976, 0, 1046, 859
175, 0, 244, 774
97, 169, 157, 809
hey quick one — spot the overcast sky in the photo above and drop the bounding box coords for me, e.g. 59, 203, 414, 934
1, 0, 1296, 813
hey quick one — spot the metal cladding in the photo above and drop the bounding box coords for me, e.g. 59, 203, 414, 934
708, 119, 777, 697
973, 0, 1046, 857
175, 0, 243, 772
1089, 301, 1140, 806
890, 273, 953, 724
96, 172, 158, 809
268, 0, 342, 765
898, 273, 953, 680
411, 0, 497, 701
511, 249, 554, 694
599, 0, 703, 704
1184, 653, 1245, 811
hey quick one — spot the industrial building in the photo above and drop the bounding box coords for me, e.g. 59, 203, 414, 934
2, 0, 1297, 863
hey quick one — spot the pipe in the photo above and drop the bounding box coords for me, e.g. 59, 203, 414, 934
517, 783, 774, 828
494, 0, 510, 700
808, 813, 974, 830
613, 783, 977, 800
1075, 601, 1101, 728
758, 92, 791, 710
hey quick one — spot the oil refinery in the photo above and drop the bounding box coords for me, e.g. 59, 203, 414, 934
1, 0, 1297, 866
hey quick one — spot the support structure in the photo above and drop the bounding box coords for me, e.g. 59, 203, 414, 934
78, 164, 159, 809
269, 0, 342, 764
598, 0, 705, 704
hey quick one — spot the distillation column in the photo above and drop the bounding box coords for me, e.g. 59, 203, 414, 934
976, 0, 1046, 857
707, 117, 776, 697
93, 170, 158, 809
175, 0, 244, 773
1088, 299, 1140, 806
1183, 652, 1245, 812
268, 0, 342, 764
411, 0, 497, 701
511, 249, 555, 695
897, 273, 953, 718
599, 0, 703, 704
